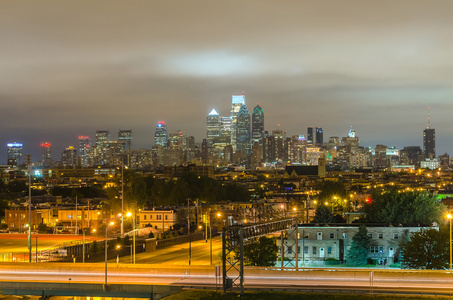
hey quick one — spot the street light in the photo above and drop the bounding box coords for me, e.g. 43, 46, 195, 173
447, 214, 453, 271
126, 212, 135, 264
104, 221, 115, 288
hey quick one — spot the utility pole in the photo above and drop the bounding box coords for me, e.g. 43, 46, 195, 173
26, 155, 32, 263
75, 196, 78, 235
121, 158, 124, 236
188, 199, 191, 265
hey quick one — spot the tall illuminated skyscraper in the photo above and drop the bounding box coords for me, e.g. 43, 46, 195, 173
41, 142, 52, 167
230, 94, 246, 151
7, 142, 22, 165
78, 136, 90, 167
95, 130, 110, 149
236, 104, 251, 155
251, 104, 264, 144
154, 121, 168, 148
118, 129, 133, 150
207, 109, 221, 146
61, 146, 77, 167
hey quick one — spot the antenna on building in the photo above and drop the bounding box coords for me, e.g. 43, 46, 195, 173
427, 106, 431, 129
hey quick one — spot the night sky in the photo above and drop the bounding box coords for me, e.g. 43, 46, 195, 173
2, 0, 453, 163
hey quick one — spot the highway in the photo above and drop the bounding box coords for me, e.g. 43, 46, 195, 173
2, 263, 453, 296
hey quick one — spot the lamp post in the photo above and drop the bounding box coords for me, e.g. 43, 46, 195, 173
126, 212, 135, 264
104, 221, 114, 287
448, 214, 452, 271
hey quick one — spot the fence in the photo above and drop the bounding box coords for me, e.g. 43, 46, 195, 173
156, 231, 218, 249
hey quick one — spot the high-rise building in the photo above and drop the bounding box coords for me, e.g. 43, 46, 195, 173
230, 94, 246, 151
7, 143, 22, 165
207, 109, 221, 147
78, 136, 90, 167
236, 104, 251, 155
41, 142, 52, 167
424, 128, 436, 159
95, 130, 110, 149
307, 127, 314, 145
251, 104, 264, 144
61, 146, 77, 167
315, 127, 323, 146
154, 121, 168, 148
118, 129, 133, 151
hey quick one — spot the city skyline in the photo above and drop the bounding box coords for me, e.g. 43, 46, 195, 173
1, 1, 453, 161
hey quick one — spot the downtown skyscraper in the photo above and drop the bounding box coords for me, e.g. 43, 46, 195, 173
236, 104, 251, 155
118, 129, 133, 151
230, 95, 246, 151
206, 109, 221, 146
154, 121, 168, 148
251, 104, 264, 144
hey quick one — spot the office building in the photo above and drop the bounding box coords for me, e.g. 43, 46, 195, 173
236, 104, 251, 155
316, 127, 323, 146
41, 142, 53, 168
118, 129, 133, 151
230, 94, 246, 151
61, 146, 77, 167
307, 127, 314, 145
78, 136, 90, 167
7, 143, 23, 165
251, 104, 264, 144
423, 128, 436, 159
207, 109, 221, 146
154, 121, 168, 148
95, 130, 110, 149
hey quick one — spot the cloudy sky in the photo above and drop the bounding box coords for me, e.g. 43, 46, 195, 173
1, 0, 453, 162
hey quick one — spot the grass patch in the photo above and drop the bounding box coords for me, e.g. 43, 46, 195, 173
162, 290, 453, 300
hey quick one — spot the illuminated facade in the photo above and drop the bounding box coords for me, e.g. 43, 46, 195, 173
95, 130, 110, 149
251, 104, 264, 144
41, 142, 53, 167
118, 129, 133, 151
61, 146, 77, 167
207, 109, 221, 146
7, 142, 23, 165
154, 121, 168, 148
236, 104, 251, 155
307, 127, 314, 145
78, 136, 90, 167
230, 95, 245, 151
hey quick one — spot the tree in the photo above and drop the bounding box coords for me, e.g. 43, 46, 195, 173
311, 204, 334, 224
316, 181, 347, 202
235, 236, 278, 266
401, 228, 449, 270
360, 191, 445, 226
347, 225, 370, 266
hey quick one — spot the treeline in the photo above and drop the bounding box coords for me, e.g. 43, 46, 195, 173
50, 172, 250, 212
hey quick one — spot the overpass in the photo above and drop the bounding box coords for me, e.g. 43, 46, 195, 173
2, 263, 453, 298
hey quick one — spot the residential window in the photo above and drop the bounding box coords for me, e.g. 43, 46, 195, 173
317, 232, 322, 240
370, 246, 384, 254
304, 233, 309, 239
327, 247, 332, 254
342, 233, 347, 239
304, 246, 308, 254
157, 215, 162, 220
144, 215, 147, 220
378, 233, 383, 239
67, 214, 72, 219
394, 233, 399, 239
165, 215, 168, 220
287, 246, 292, 254
150, 215, 152, 220
312, 247, 317, 254
330, 233, 335, 239
298, 246, 301, 254
367, 233, 372, 239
